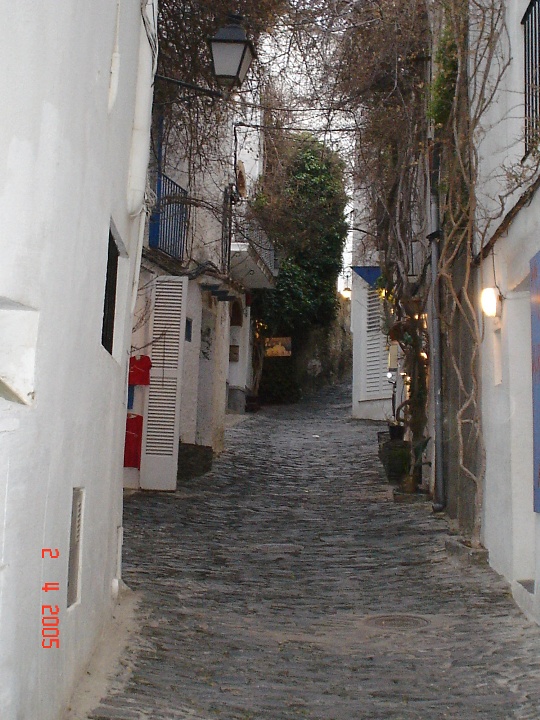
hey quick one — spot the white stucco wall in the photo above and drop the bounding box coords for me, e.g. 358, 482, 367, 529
0, 2, 156, 717
228, 303, 251, 391
195, 302, 230, 451
180, 281, 203, 445
474, 2, 528, 236
477, 0, 540, 622
481, 196, 540, 591
235, 102, 265, 196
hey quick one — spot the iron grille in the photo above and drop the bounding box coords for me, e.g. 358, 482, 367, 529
523, 0, 540, 154
149, 173, 189, 261
235, 217, 276, 274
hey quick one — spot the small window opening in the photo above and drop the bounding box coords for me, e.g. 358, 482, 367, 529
101, 231, 119, 354
230, 300, 243, 327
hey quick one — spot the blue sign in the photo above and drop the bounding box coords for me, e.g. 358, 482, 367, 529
352, 266, 381, 287
530, 250, 540, 512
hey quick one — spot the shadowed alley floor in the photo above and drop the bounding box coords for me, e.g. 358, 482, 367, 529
84, 382, 540, 719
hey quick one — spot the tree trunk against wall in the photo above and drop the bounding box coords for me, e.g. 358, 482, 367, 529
441, 252, 480, 536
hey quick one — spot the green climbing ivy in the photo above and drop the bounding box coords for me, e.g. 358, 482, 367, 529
428, 26, 458, 128
252, 135, 348, 335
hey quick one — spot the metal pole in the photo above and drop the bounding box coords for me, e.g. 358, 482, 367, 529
429, 230, 445, 511
428, 144, 446, 511
155, 74, 224, 99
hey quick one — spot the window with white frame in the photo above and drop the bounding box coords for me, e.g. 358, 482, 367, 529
523, 0, 540, 154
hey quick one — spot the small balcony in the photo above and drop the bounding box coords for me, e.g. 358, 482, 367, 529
148, 173, 189, 262
230, 217, 277, 289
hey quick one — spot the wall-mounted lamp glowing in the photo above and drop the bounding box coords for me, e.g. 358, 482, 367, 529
480, 287, 502, 318
340, 270, 352, 300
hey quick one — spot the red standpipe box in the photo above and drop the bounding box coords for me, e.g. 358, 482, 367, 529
128, 355, 152, 386
124, 413, 144, 469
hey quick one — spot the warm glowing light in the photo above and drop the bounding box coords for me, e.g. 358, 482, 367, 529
481, 287, 501, 317
341, 286, 352, 300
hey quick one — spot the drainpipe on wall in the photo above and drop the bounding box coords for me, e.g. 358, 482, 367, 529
127, 22, 156, 217
221, 184, 235, 274
429, 230, 445, 511
429, 144, 446, 512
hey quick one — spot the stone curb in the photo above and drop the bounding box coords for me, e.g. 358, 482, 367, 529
445, 536, 489, 566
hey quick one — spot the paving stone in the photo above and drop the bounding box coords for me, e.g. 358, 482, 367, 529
88, 382, 540, 719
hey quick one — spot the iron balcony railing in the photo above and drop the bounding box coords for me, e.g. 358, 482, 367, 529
149, 173, 189, 261
234, 217, 276, 275
523, 0, 540, 154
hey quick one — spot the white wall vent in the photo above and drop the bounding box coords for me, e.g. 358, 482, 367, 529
67, 488, 84, 608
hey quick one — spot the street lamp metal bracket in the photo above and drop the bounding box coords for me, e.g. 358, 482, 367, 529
155, 74, 224, 99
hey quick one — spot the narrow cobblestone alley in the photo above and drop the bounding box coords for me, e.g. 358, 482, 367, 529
87, 383, 540, 720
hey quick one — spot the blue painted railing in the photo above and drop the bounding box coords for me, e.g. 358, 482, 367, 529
149, 173, 188, 261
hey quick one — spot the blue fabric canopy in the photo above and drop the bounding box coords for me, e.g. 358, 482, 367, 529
352, 266, 381, 287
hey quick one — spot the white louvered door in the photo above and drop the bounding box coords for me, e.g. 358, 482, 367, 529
140, 276, 188, 490
365, 288, 390, 399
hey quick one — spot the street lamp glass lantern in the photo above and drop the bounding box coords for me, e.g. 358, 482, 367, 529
209, 15, 255, 89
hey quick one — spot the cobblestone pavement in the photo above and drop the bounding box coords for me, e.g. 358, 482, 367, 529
90, 383, 540, 720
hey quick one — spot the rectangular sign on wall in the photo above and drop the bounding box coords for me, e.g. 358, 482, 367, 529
265, 337, 292, 357
530, 250, 540, 512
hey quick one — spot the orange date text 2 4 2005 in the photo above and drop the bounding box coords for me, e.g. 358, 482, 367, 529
41, 548, 60, 649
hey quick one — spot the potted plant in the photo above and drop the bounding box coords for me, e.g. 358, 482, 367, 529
379, 435, 411, 485
387, 420, 405, 441
379, 415, 411, 486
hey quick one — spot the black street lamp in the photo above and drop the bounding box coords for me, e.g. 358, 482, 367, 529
156, 14, 255, 99
209, 14, 256, 90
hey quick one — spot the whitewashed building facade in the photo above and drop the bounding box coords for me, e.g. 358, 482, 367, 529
474, 0, 540, 624
0, 1, 157, 717
125, 104, 276, 492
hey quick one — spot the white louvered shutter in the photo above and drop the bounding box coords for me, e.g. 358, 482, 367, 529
140, 276, 188, 490
365, 288, 390, 398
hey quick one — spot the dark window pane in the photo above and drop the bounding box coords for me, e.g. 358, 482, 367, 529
101, 231, 119, 354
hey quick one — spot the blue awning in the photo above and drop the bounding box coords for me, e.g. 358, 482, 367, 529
352, 266, 381, 287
